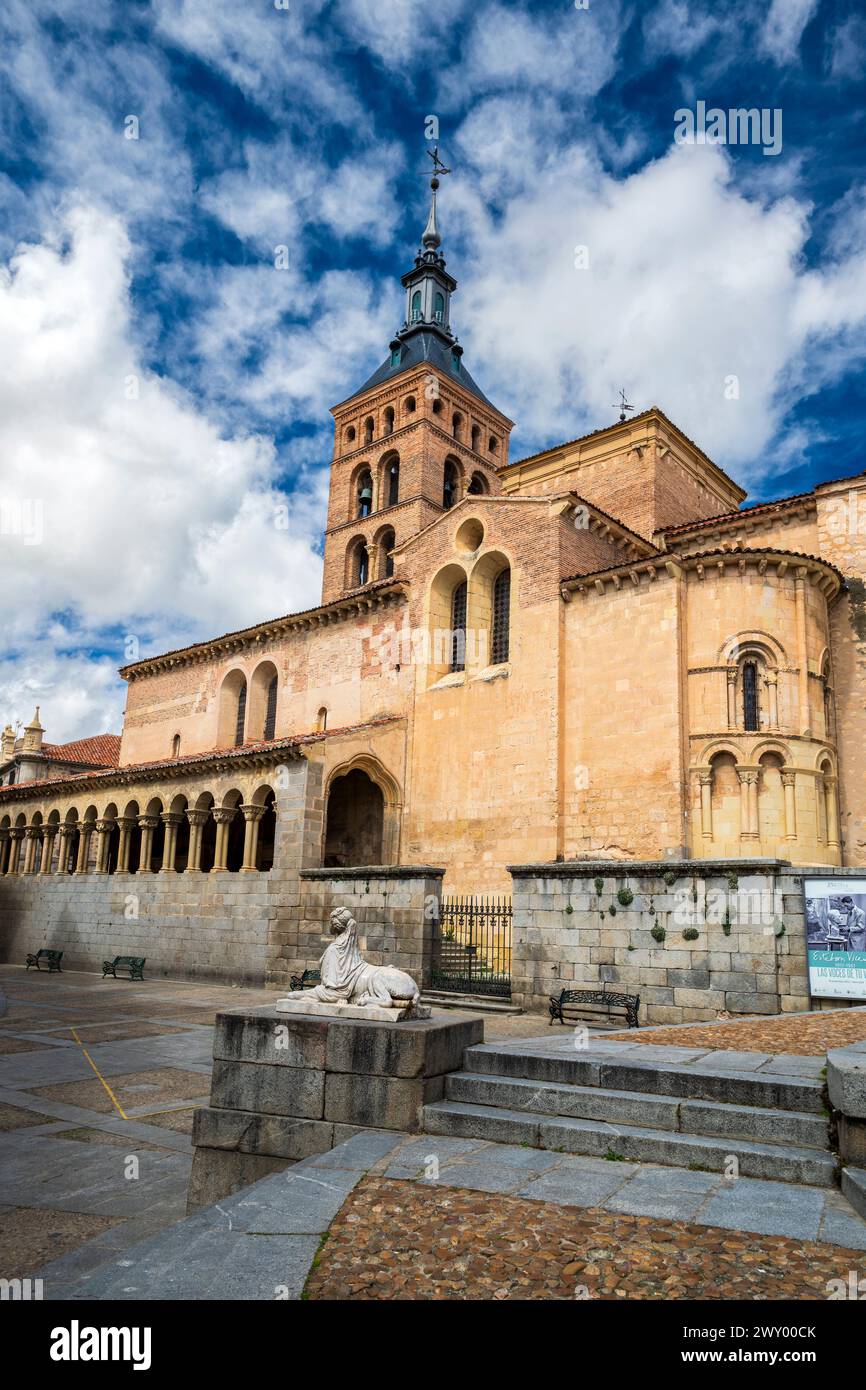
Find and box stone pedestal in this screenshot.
[187,1005,483,1212]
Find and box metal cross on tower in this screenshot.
[613,388,634,423]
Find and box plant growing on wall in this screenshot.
[722,908,732,936]
[608,904,617,916]
[651,924,666,943]
[594,877,604,895]
[663,869,677,886]
[683,927,700,941]
[616,887,634,907]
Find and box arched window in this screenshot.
[450,581,467,673]
[317,707,328,732]
[411,291,422,322]
[379,528,395,579]
[404,395,416,414]
[383,406,394,436]
[443,460,459,509]
[471,424,481,452]
[743,661,759,731]
[489,435,499,453]
[452,412,463,441]
[357,469,373,518]
[467,472,487,495]
[387,456,399,507]
[171,733,181,758]
[234,680,247,746]
[432,398,442,415]
[356,543,370,587]
[264,675,278,740]
[491,567,511,665]
[434,292,444,324]
[364,417,374,445]
[346,425,356,445]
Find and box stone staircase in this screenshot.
[423,1044,836,1187]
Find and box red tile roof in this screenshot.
[41,734,121,767]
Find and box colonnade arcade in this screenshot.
[0,785,277,878]
[692,743,840,855]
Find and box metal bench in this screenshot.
[549,986,640,1029]
[102,955,146,981]
[25,949,63,973]
[289,968,321,991]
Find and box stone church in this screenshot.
[1,183,864,1004]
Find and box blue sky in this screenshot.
[1,0,865,740]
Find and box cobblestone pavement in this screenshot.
[607,1007,866,1056]
[306,1176,865,1300]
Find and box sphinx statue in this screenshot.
[277,907,426,1018]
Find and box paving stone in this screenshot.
[697,1178,825,1240]
[515,1167,633,1208]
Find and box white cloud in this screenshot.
[452,141,866,483]
[0,205,327,739]
[829,16,866,80]
[642,0,722,60]
[760,0,818,65]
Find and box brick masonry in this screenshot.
[510,858,866,1023]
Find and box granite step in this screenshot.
[462,1046,827,1114]
[422,992,523,1015]
[841,1167,866,1222]
[422,1100,837,1186]
[444,1072,831,1151]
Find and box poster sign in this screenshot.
[804,878,866,1001]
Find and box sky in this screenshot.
[1,0,865,741]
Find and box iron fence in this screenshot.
[431,894,512,997]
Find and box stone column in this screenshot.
[726,666,738,728]
[23,826,39,875]
[699,771,713,840]
[39,827,57,875]
[0,829,10,875]
[54,825,71,875]
[185,808,208,872]
[738,769,758,839]
[160,812,182,873]
[137,815,159,873]
[211,808,235,873]
[765,671,779,728]
[116,817,135,872]
[239,804,266,872]
[8,828,24,875]
[824,774,840,852]
[74,822,93,875]
[795,568,810,735]
[781,771,797,840]
[94,819,112,874]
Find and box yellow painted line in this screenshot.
[70,1027,129,1120]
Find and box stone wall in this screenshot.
[267,866,445,991]
[510,859,864,1023]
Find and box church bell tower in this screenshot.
[321,153,514,605]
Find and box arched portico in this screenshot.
[322,756,401,867]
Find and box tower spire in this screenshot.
[421,145,450,251]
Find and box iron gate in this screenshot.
[432,895,512,997]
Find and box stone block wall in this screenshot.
[266,866,445,992]
[510,859,864,1023]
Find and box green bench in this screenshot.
[289,968,321,991]
[25,949,63,973]
[102,956,146,981]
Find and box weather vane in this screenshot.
[426,145,451,189]
[613,388,634,423]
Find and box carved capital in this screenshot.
[240,804,266,823]
[160,812,183,828]
[185,808,210,827]
[781,771,796,788]
[212,808,237,825]
[137,815,160,831]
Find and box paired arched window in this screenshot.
[357,469,373,518]
[742,661,759,732]
[443,460,459,509]
[434,292,445,324]
[355,543,369,587]
[450,582,467,673]
[491,568,511,665]
[387,457,400,507]
[264,675,278,741]
[379,528,395,579]
[234,681,247,746]
[411,291,422,322]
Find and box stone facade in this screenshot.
[510,860,865,1023]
